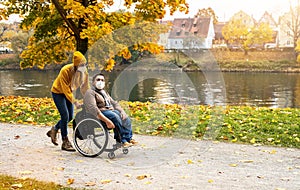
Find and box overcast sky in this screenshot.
[163,0,299,21]
[111,0,298,22]
[2,0,299,23]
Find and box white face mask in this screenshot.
[77,65,86,73]
[95,81,105,90]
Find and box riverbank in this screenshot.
[1,96,299,148]
[1,50,299,72]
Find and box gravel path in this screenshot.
[0,123,299,190]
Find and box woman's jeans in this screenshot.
[102,110,132,143]
[52,92,73,138]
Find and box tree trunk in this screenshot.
[77,0,89,55]
[76,37,88,55]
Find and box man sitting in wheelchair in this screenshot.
[83,73,138,147]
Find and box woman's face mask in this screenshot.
[95,80,105,90]
[77,65,86,73]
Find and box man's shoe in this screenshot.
[129,139,138,145]
[62,137,76,152]
[122,142,133,148]
[46,127,58,146]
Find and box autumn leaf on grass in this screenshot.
[250,138,256,144]
[67,178,74,185]
[11,183,23,188]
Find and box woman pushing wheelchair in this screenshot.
[83,73,138,147]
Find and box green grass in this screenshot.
[122,102,300,148]
[0,96,299,148]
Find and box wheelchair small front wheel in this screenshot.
[108,152,115,159]
[123,148,129,154]
[73,118,108,157]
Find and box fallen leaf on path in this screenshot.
[187,159,194,164]
[67,178,74,185]
[229,163,238,167]
[208,179,214,183]
[269,150,277,154]
[76,160,84,163]
[145,181,152,184]
[124,174,132,177]
[239,160,254,163]
[136,174,151,180]
[56,167,64,171]
[14,135,20,139]
[100,179,112,184]
[85,181,96,186]
[19,170,32,175]
[126,162,135,166]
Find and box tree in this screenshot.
[0,0,189,70]
[11,31,31,55]
[282,1,300,49]
[222,19,273,55]
[284,1,300,60]
[0,23,9,42]
[195,7,218,24]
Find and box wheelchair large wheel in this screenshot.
[73,118,108,157]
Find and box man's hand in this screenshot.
[120,111,128,120]
[105,120,115,129]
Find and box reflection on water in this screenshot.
[1,70,300,108]
[0,70,59,98]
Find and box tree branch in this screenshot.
[51,0,80,39]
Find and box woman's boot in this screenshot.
[61,136,76,152]
[46,127,58,146]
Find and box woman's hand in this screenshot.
[74,101,82,109]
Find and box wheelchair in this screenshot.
[72,108,129,159]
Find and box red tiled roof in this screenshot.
[169,17,211,39]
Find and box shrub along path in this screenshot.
[0,123,299,190]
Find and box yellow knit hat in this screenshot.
[73,51,87,66]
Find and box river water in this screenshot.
[1,70,300,108]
